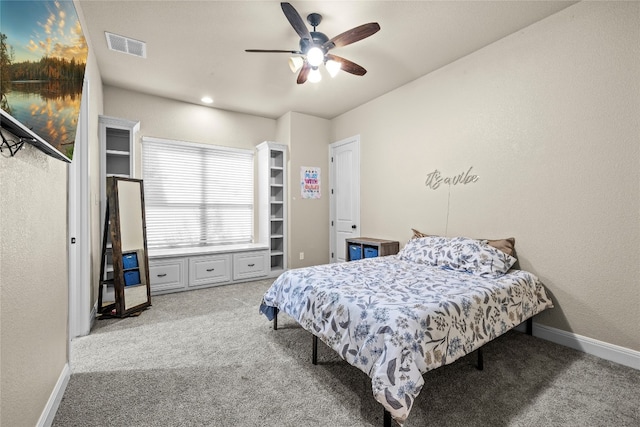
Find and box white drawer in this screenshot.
[189,254,231,287]
[233,250,268,281]
[149,258,187,294]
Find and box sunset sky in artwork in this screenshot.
[1,0,87,64]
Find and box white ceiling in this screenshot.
[76,1,576,120]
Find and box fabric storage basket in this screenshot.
[122,253,138,269]
[123,270,141,286]
[364,247,378,258]
[349,245,362,260]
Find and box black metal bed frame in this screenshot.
[272,309,534,427]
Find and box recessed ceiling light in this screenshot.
[201,96,213,104]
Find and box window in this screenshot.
[142,137,254,249]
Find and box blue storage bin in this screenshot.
[123,270,141,286]
[349,245,362,260]
[364,247,378,258]
[122,253,138,269]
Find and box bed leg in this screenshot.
[383,409,392,427]
[312,334,318,365]
[476,348,484,371]
[273,309,279,330]
[526,317,533,336]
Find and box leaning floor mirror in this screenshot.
[98,177,151,317]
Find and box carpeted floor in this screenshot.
[53,279,640,426]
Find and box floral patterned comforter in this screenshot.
[260,256,553,425]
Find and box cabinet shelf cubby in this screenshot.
[258,141,288,277]
[345,237,400,262]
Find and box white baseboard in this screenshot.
[37,363,70,427]
[533,323,640,371]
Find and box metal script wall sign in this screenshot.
[425,167,479,190]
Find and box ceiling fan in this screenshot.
[245,2,380,84]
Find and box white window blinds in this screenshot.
[142,137,254,249]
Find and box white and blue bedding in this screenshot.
[260,240,553,425]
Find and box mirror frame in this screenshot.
[106,176,151,316]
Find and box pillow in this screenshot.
[399,235,516,278]
[446,237,516,277]
[483,237,516,257]
[411,228,516,257]
[411,228,430,239]
[398,236,450,266]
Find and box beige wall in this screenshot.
[0,10,104,422]
[104,85,277,177]
[332,1,640,351]
[0,144,69,426]
[277,112,331,269]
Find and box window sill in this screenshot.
[149,243,269,260]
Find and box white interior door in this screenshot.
[329,136,360,263]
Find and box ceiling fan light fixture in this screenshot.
[288,56,304,73]
[326,59,341,78]
[308,67,322,83]
[245,3,380,85]
[307,46,324,67]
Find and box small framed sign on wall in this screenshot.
[301,166,321,199]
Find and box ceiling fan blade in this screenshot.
[281,2,311,41]
[245,49,302,54]
[326,54,367,76]
[324,22,381,50]
[297,62,310,84]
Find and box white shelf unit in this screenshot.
[99,115,140,298]
[99,115,140,203]
[257,141,288,277]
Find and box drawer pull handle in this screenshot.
[206,268,215,272]
[248,263,255,267]
[157,273,167,277]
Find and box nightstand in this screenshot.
[345,237,400,261]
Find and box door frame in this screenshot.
[68,78,92,340]
[329,135,360,263]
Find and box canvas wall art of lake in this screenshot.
[1,0,87,159]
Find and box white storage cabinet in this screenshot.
[148,245,269,295]
[257,141,288,277]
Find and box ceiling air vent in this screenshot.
[105,32,147,58]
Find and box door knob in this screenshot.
[352,225,357,229]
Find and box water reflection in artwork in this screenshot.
[0,1,87,159]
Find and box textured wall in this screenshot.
[104,85,277,178]
[0,144,69,426]
[331,1,640,351]
[281,112,331,269]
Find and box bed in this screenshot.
[260,235,553,426]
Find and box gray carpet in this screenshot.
[53,279,640,426]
